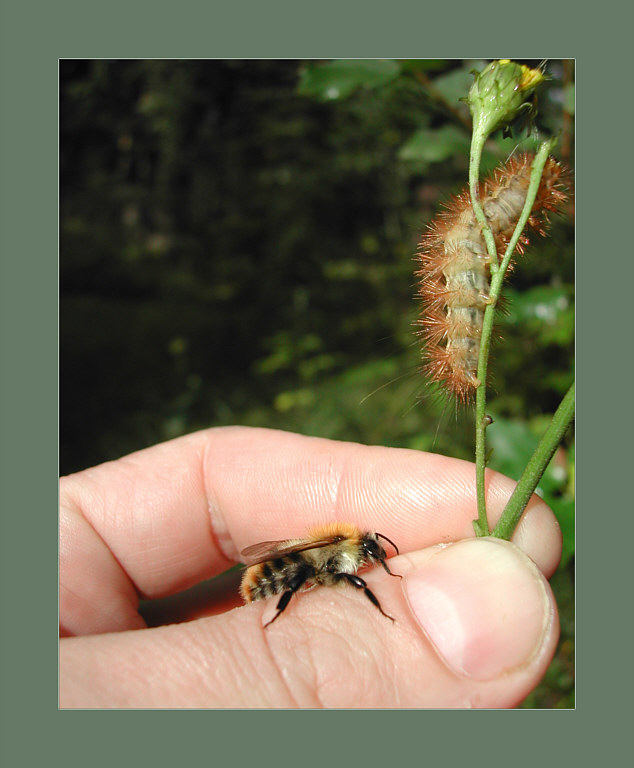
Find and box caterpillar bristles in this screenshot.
[415,153,569,403]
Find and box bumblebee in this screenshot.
[240,522,401,628]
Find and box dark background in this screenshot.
[60,59,574,706]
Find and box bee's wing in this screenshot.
[240,539,289,564]
[241,536,340,566]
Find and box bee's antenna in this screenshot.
[376,532,399,556]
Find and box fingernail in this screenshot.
[405,538,552,681]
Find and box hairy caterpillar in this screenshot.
[415,153,569,403]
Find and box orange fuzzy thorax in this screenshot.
[306,521,362,541]
[415,153,568,403]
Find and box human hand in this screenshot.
[59,427,561,708]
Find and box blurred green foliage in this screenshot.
[297,59,401,100]
[60,59,574,707]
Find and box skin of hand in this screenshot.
[59,426,562,709]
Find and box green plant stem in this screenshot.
[473,315,495,537]
[492,139,556,286]
[469,133,498,536]
[468,133,499,273]
[471,139,556,537]
[492,382,575,540]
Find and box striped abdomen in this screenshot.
[240,553,313,603]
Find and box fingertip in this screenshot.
[510,500,563,577]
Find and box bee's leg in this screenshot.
[264,567,312,628]
[379,558,403,579]
[263,591,294,628]
[337,573,395,622]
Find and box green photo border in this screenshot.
[2,0,633,764]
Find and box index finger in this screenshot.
[60,426,561,635]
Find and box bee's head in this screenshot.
[362,532,400,576]
[361,533,386,564]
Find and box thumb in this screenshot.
[59,537,558,708]
[398,537,559,706]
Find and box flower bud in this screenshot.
[468,60,545,139]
